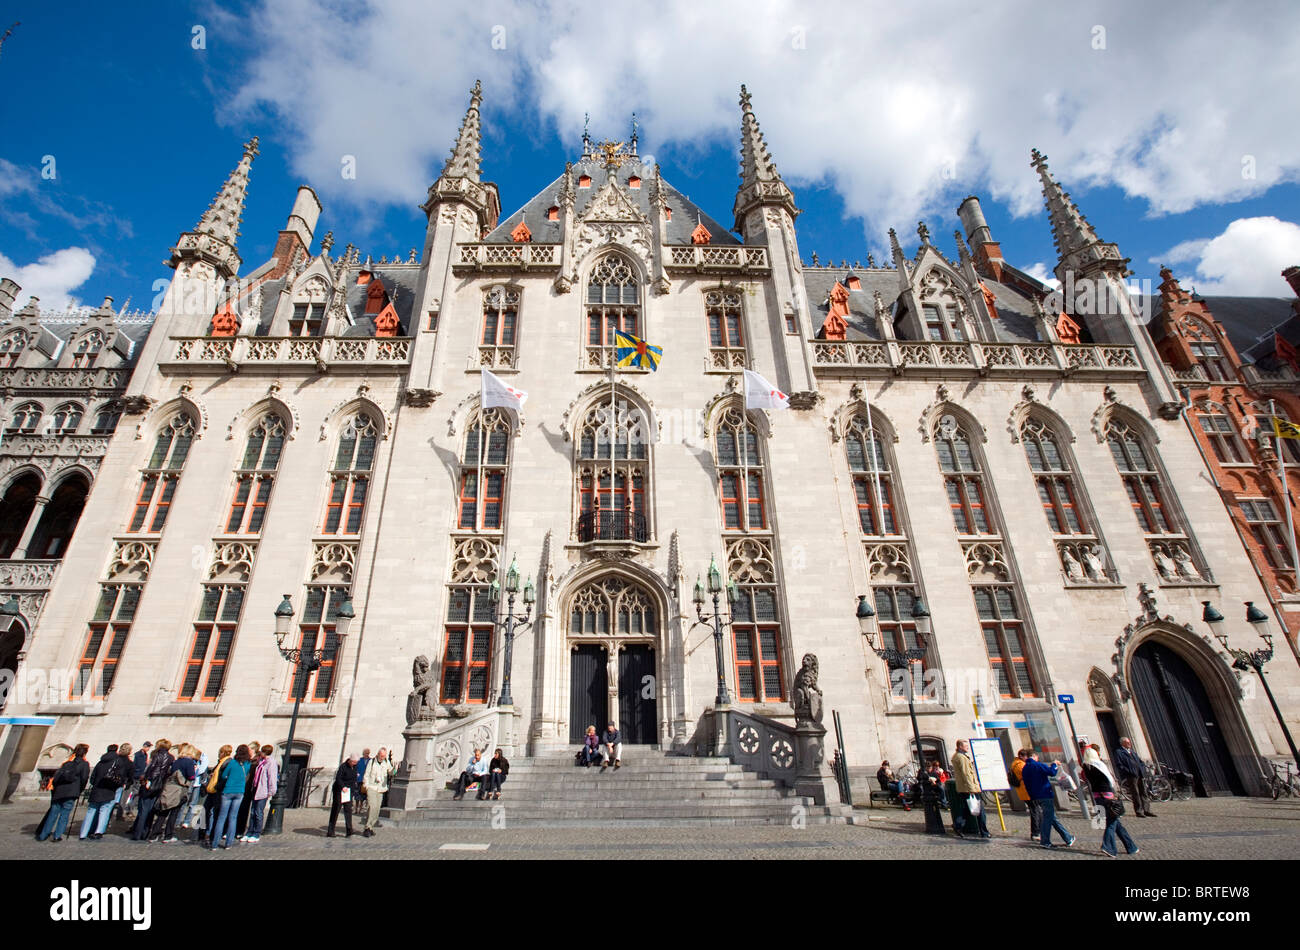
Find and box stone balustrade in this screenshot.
[811,339,1145,379]
[166,336,412,371]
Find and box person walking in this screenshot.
[1021,751,1076,849]
[1114,737,1155,817]
[1010,749,1040,840]
[208,744,252,850]
[79,744,127,841]
[951,740,991,839]
[37,744,90,842]
[243,744,278,842]
[361,747,393,836]
[485,748,509,801]
[355,748,372,800]
[327,753,359,837]
[600,721,622,771]
[1082,746,1139,857]
[451,748,490,800]
[131,740,173,841]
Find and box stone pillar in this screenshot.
[792,721,828,806]
[12,495,50,559]
[385,719,439,813]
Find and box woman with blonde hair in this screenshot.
[1081,745,1139,857]
[149,742,196,843]
[195,744,232,846]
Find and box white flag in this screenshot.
[481,369,528,413]
[744,369,789,411]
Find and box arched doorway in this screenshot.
[0,624,23,712]
[1130,639,1246,796]
[566,574,658,745]
[1088,668,1129,766]
[0,473,40,558]
[27,473,90,559]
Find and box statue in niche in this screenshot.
[1062,547,1083,581]
[1084,546,1107,582]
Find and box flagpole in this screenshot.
[1272,400,1299,575]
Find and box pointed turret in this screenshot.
[421,80,500,231]
[733,84,797,234]
[1030,148,1129,282]
[168,136,259,279]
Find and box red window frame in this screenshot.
[128,473,179,533]
[732,625,784,703]
[1036,475,1084,534]
[945,475,991,535]
[73,586,138,699]
[853,476,896,535]
[974,587,1036,699]
[322,474,368,535]
[225,475,274,534]
[440,587,494,704]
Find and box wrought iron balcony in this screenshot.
[577,510,649,543]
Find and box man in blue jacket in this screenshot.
[1021,751,1076,849]
[1114,737,1155,817]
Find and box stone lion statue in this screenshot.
[405,655,437,725]
[792,653,823,725]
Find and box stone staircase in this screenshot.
[383,748,853,827]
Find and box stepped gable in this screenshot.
[483,157,739,247]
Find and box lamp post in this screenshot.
[692,554,735,707]
[490,555,534,707]
[858,593,931,774]
[1203,600,1300,771]
[264,592,354,835]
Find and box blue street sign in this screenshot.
[1057,694,1074,704]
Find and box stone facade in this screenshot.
[6,86,1298,800]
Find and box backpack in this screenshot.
[1008,767,1021,788]
[206,758,231,794]
[104,756,128,788]
[142,755,171,795]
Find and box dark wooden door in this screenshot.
[1130,640,1244,796]
[569,645,608,744]
[1096,711,1122,767]
[618,645,657,744]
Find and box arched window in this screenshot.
[91,404,122,435]
[27,473,89,558]
[846,415,897,536]
[0,331,27,368]
[585,253,641,369]
[225,413,286,534]
[479,286,519,369]
[575,394,649,542]
[290,277,329,337]
[72,330,105,368]
[1021,415,1113,584]
[1197,410,1247,464]
[321,413,376,535]
[440,537,500,706]
[50,403,84,434]
[128,411,195,533]
[714,407,765,531]
[935,417,991,535]
[457,408,510,531]
[727,537,786,702]
[1106,419,1175,534]
[706,289,746,370]
[7,402,42,434]
[917,270,967,342]
[179,584,243,702]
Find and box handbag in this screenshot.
[967,793,981,816]
[160,769,188,810]
[1101,792,1125,818]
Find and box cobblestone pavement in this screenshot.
[4,796,1297,859]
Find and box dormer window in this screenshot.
[1189,341,1229,381]
[579,175,592,188]
[72,330,105,368]
[290,303,324,337]
[628,176,641,188]
[922,304,964,342]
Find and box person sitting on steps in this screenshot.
[452,748,490,800]
[600,721,622,772]
[579,725,601,767]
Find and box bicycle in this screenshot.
[1265,762,1300,800]
[1143,761,1173,803]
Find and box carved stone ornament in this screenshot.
[402,387,441,408]
[121,394,155,415]
[406,655,438,725]
[792,654,823,726]
[787,390,822,410]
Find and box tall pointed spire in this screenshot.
[441,80,484,181]
[733,84,797,233]
[422,80,500,230]
[169,136,259,278]
[1030,148,1128,281]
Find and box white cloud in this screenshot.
[1023,263,1061,290]
[0,247,97,311]
[1152,217,1300,296]
[223,0,1300,250]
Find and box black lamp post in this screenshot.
[693,555,736,707]
[1203,600,1300,771]
[858,593,931,774]
[490,555,534,707]
[264,592,354,835]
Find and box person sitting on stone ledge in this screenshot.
[486,748,509,801]
[600,721,622,771]
[578,725,601,767]
[452,748,490,800]
[876,760,909,811]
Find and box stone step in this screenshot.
[387,816,847,827]
[389,806,832,821]
[419,789,798,803]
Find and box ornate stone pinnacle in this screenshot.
[917,221,930,244]
[319,231,334,254]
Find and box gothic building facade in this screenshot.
[5,84,1298,800]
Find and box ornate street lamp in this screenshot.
[1204,600,1300,771]
[693,554,735,707]
[490,555,534,707]
[264,592,354,835]
[858,593,930,776]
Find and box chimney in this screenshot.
[957,195,1004,281]
[0,278,19,319]
[1283,265,1300,298]
[269,185,324,278]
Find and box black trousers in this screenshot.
[454,771,487,798]
[328,788,353,834]
[1121,775,1150,814]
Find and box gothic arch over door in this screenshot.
[1129,639,1247,796]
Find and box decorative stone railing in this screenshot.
[166,336,412,370]
[1171,366,1209,384]
[0,559,59,590]
[1241,363,1300,391]
[473,344,517,370]
[386,704,518,811]
[811,340,1145,378]
[454,243,560,271]
[665,245,770,274]
[0,368,130,391]
[705,707,798,787]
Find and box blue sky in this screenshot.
[2,1,1299,312]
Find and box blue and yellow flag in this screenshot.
[614,330,663,371]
